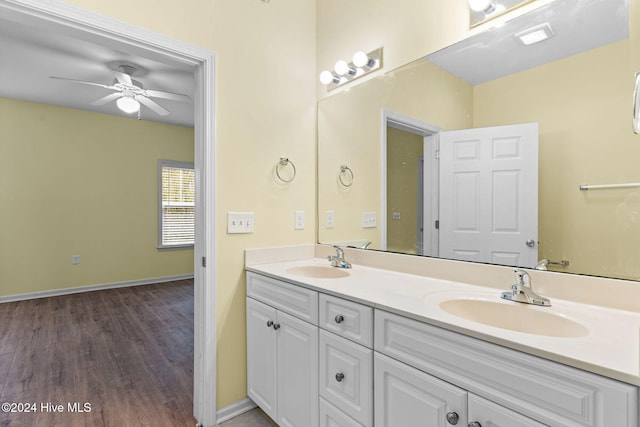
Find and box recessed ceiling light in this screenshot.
[515,23,555,45]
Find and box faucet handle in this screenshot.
[513,268,530,286]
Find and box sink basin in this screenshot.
[285,265,350,279]
[439,298,589,338]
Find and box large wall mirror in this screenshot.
[318,0,640,282]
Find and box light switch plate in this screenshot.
[361,211,377,228]
[227,212,254,234]
[295,210,305,230]
[325,211,335,228]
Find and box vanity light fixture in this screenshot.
[516,23,555,45]
[469,0,553,27]
[319,47,383,91]
[116,94,140,114]
[469,0,497,14]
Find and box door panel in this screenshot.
[374,352,467,427]
[277,310,319,427]
[439,123,538,267]
[246,298,278,421]
[468,394,546,427]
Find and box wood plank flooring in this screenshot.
[0,280,196,427]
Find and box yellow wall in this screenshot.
[318,59,473,248]
[61,0,317,408]
[474,39,640,280]
[0,97,194,296]
[386,127,423,254]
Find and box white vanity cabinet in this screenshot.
[246,272,319,427]
[245,267,638,427]
[318,294,374,427]
[375,352,545,427]
[375,309,639,427]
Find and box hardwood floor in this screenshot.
[0,280,196,427]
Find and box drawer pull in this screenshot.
[266,320,274,328]
[468,422,482,427]
[446,411,459,425]
[273,323,281,330]
[334,314,345,324]
[335,372,345,382]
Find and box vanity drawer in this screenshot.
[319,294,373,348]
[375,309,638,427]
[320,398,363,427]
[320,330,373,426]
[246,272,318,324]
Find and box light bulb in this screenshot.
[319,70,336,85]
[469,0,495,13]
[334,60,349,76]
[116,96,140,114]
[352,51,369,68]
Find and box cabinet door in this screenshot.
[246,298,278,421]
[277,310,319,427]
[374,352,468,427]
[468,395,546,427]
[320,330,372,426]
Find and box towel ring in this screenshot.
[276,157,296,183]
[339,165,354,187]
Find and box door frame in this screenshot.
[0,1,217,425]
[381,110,440,254]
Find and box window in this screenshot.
[159,160,195,248]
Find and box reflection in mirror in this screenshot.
[317,0,640,281]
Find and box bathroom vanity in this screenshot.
[245,245,640,427]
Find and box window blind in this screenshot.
[161,164,195,247]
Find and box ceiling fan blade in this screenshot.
[91,92,122,106]
[145,89,191,103]
[138,96,169,116]
[49,76,113,90]
[113,70,133,86]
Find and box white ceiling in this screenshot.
[426,0,629,85]
[0,13,195,127]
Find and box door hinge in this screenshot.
[435,220,439,229]
[435,149,440,160]
[202,257,206,268]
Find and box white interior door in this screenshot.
[439,123,538,268]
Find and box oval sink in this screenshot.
[439,299,589,338]
[285,265,350,279]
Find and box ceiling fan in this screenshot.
[49,64,191,117]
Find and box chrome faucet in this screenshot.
[328,245,352,269]
[501,269,551,307]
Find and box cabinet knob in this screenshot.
[335,372,345,382]
[468,422,482,427]
[273,323,281,330]
[446,411,459,425]
[266,320,274,328]
[334,314,345,324]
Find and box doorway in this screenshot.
[0,1,216,425]
[381,110,440,256]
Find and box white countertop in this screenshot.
[246,257,640,386]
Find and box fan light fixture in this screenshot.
[117,95,140,114]
[319,47,383,91]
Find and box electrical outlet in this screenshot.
[72,255,80,265]
[325,211,335,228]
[392,212,401,220]
[295,210,305,230]
[227,212,254,234]
[361,211,377,228]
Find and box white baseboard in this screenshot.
[0,274,194,304]
[215,398,257,424]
